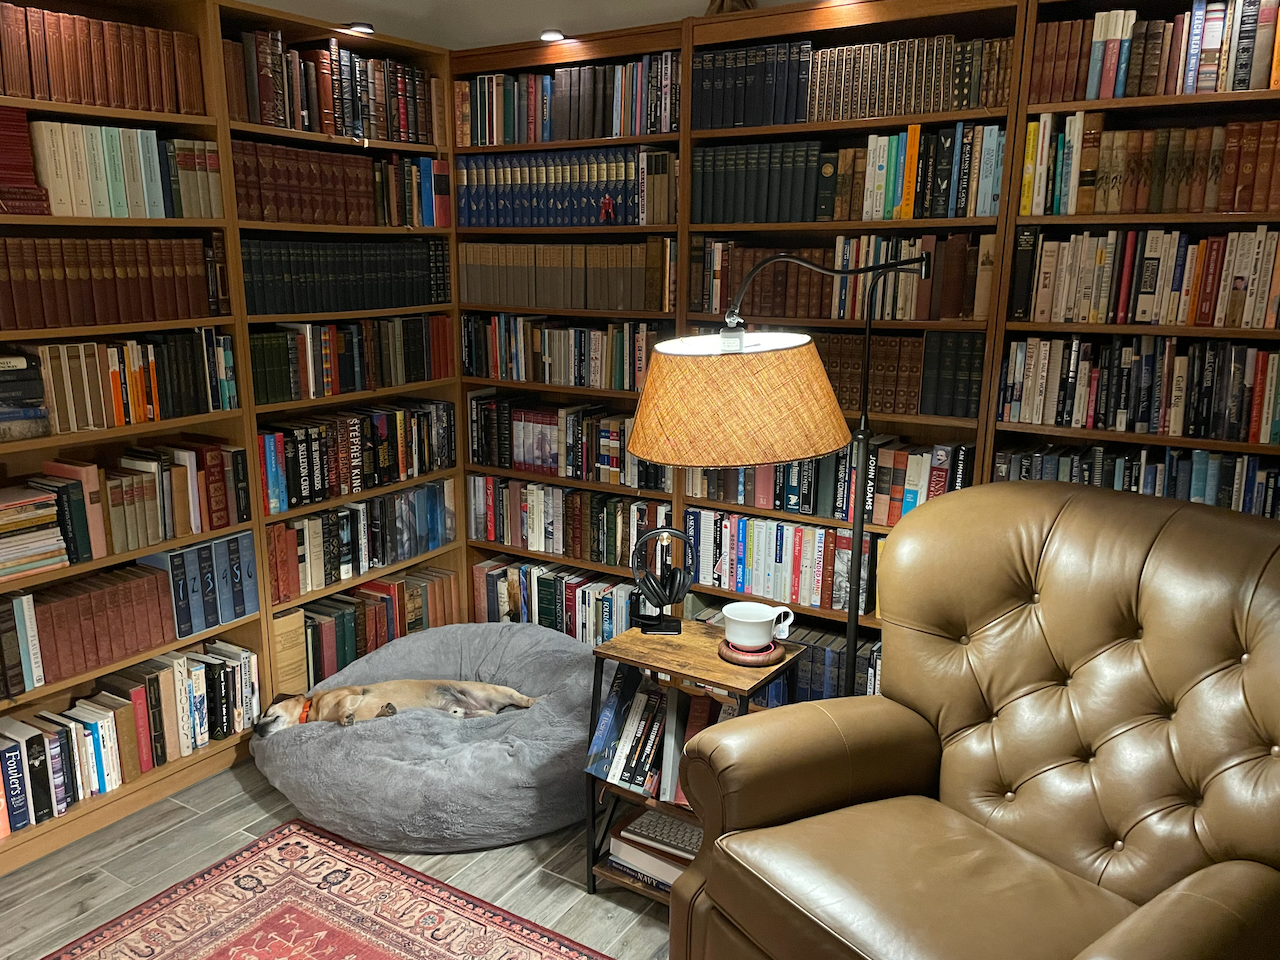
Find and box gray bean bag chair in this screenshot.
[250,622,597,852]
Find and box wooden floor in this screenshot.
[0,761,669,960]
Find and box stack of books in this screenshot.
[0,640,257,832]
[0,486,67,590]
[0,7,204,114]
[223,33,437,145]
[471,555,638,643]
[0,348,47,442]
[0,107,49,214]
[606,809,698,895]
[1032,4,1280,104]
[30,120,223,219]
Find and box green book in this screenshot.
[884,134,898,220]
[100,125,129,218]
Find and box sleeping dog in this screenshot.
[253,679,537,737]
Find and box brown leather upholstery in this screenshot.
[671,484,1280,960]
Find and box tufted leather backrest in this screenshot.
[876,483,1280,905]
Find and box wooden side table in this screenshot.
[585,620,805,902]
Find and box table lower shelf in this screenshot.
[592,855,672,906]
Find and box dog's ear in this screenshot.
[270,693,299,706]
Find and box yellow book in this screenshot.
[1020,121,1040,216]
[900,125,921,220]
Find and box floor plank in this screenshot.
[609,904,673,960]
[494,867,589,927]
[551,883,660,955]
[0,868,131,960]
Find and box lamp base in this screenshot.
[718,639,785,667]
[637,613,683,635]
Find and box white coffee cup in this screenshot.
[722,601,794,651]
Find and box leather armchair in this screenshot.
[671,483,1280,960]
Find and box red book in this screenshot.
[1196,237,1228,326]
[1114,231,1140,324]
[1249,350,1269,442]
[1100,30,1123,99]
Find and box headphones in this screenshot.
[631,526,695,610]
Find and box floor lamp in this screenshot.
[629,251,930,697]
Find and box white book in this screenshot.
[1032,113,1053,216]
[1075,234,1099,321]
[1033,337,1053,425]
[862,137,878,220]
[1116,344,1134,431]
[5,592,44,689]
[1034,239,1059,321]
[1018,339,1038,423]
[762,520,777,598]
[29,120,73,216]
[186,658,209,747]
[1177,243,1200,326]
[1042,338,1065,425]
[1215,232,1241,326]
[137,129,166,218]
[1051,237,1075,322]
[1242,225,1270,328]
[606,686,651,784]
[1093,232,1118,323]
[1227,0,1247,86]
[751,519,767,596]
[874,136,890,220]
[69,702,119,791]
[1252,231,1279,328]
[155,653,195,756]
[60,122,93,217]
[1071,358,1091,427]
[118,129,147,218]
[79,125,111,217]
[1066,112,1084,216]
[0,719,38,815]
[1152,231,1176,325]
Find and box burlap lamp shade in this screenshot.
[628,331,851,468]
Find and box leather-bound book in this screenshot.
[1074,112,1106,214]
[19,238,44,329]
[1166,128,1190,213]
[1251,120,1278,212]
[131,26,150,112]
[45,238,70,326]
[1147,127,1170,213]
[1075,19,1095,100]
[25,7,48,100]
[144,27,164,113]
[1217,122,1244,212]
[938,234,971,320]
[174,31,204,115]
[103,20,124,108]
[119,20,137,110]
[1123,20,1147,98]
[1118,129,1142,212]
[1139,20,1166,96]
[1063,20,1085,101]
[1234,121,1262,211]
[88,18,107,106]
[73,16,92,106]
[42,10,64,102]
[184,239,208,317]
[1189,127,1212,212]
[1,3,32,98]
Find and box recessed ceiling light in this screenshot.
[346,22,375,33]
[541,29,565,42]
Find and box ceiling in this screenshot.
[263,0,794,51]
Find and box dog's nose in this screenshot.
[253,721,272,737]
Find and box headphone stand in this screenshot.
[633,600,683,635]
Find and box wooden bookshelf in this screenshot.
[466,463,673,500]
[687,106,1009,142]
[0,318,238,342]
[246,303,455,324]
[461,304,675,320]
[995,421,1280,456]
[456,132,679,155]
[1006,322,1280,339]
[692,217,999,233]
[0,409,243,457]
[239,221,451,235]
[460,376,640,400]
[466,540,635,578]
[456,225,678,235]
[0,95,219,127]
[228,119,446,154]
[271,539,461,613]
[253,377,457,415]
[266,469,459,524]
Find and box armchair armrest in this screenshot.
[679,695,940,839]
[1074,861,1280,960]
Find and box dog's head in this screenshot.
[253,693,308,738]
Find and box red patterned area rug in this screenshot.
[44,821,613,960]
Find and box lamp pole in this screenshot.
[723,252,930,697]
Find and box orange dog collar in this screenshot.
[298,698,312,724]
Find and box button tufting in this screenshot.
[959,635,970,645]
[1032,593,1040,603]
[1241,653,1251,664]
[1135,628,1144,639]
[1112,840,1125,852]
[1193,797,1204,807]
[1004,792,1016,802]
[1271,746,1280,757]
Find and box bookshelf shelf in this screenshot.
[270,539,462,613]
[692,217,999,233]
[0,216,228,228]
[0,616,261,711]
[591,856,670,906]
[683,496,894,535]
[254,378,458,414]
[1006,322,1280,339]
[462,304,675,320]
[466,539,634,578]
[456,225,677,235]
[1028,88,1280,114]
[0,318,238,342]
[687,583,880,628]
[228,120,444,155]
[0,730,251,860]
[600,780,700,824]
[266,468,460,525]
[685,313,985,332]
[239,221,452,235]
[246,304,454,324]
[689,106,1008,143]
[994,421,1279,455]
[456,133,680,155]
[844,410,980,428]
[0,409,242,456]
[466,463,673,501]
[3,521,256,595]
[0,95,218,127]
[267,468,460,524]
[1018,213,1280,226]
[460,376,639,400]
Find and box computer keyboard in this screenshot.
[621,809,703,861]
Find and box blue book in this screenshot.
[1205,454,1222,504]
[182,547,206,634]
[976,125,999,216]
[883,134,898,219]
[1053,133,1066,215]
[454,157,467,228]
[1115,33,1133,98]
[1190,449,1211,502]
[68,713,106,798]
[212,536,236,626]
[195,543,220,628]
[237,532,259,616]
[0,735,28,830]
[138,549,193,637]
[734,516,747,592]
[1086,17,1107,99]
[947,122,963,217]
[541,74,553,142]
[1242,457,1256,513]
[419,158,435,227]
[483,156,497,227]
[894,131,908,215]
[992,130,1006,213]
[1185,0,1208,94]
[532,154,546,226]
[0,406,47,421]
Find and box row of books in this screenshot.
[31,120,223,220]
[471,555,640,644]
[586,669,684,805]
[454,148,677,229]
[999,334,1280,445]
[0,5,203,113]
[230,141,451,228]
[265,479,457,606]
[1031,4,1280,105]
[466,391,674,493]
[821,331,986,419]
[271,565,462,693]
[0,107,47,214]
[692,35,1011,130]
[0,235,228,331]
[693,234,995,323]
[248,314,454,408]
[456,240,678,314]
[258,400,457,516]
[1024,118,1280,218]
[0,640,257,836]
[224,32,437,145]
[1010,227,1280,329]
[453,55,681,147]
[994,443,1280,519]
[31,332,237,437]
[239,238,451,317]
[461,315,664,394]
[139,533,260,640]
[466,479,671,570]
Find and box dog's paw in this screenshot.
[376,702,397,717]
[338,713,355,727]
